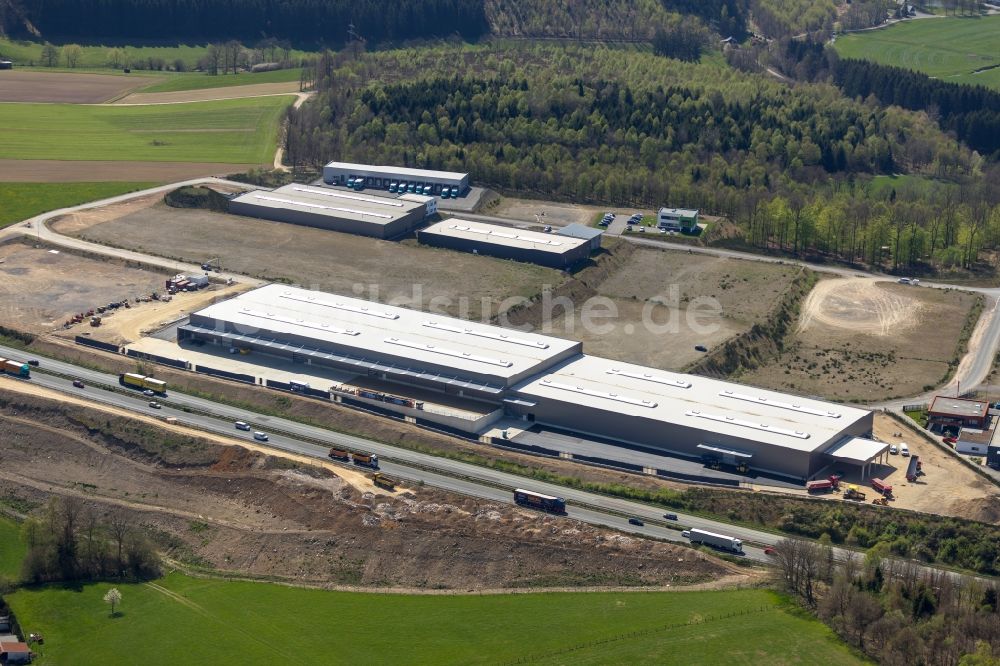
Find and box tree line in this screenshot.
[3,0,489,47]
[775,40,1000,158]
[772,537,1000,664]
[18,497,160,585]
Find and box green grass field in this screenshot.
[0,96,292,163]
[0,516,26,579]
[6,573,863,665]
[136,68,304,93]
[0,182,157,228]
[835,16,1000,89]
[0,38,315,72]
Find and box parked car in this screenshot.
[72,379,85,388]
[27,359,40,367]
[663,513,678,521]
[889,444,898,455]
[764,547,776,556]
[943,436,958,445]
[543,225,552,233]
[694,344,708,352]
[628,517,644,526]
[900,443,910,456]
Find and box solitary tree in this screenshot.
[103,588,122,617]
[40,43,60,68]
[63,44,82,68]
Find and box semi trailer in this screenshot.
[0,358,30,378]
[513,489,567,515]
[682,528,743,553]
[119,373,167,394]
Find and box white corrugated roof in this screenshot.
[325,161,468,181]
[231,184,423,225]
[514,355,871,452]
[420,219,588,255]
[192,285,579,382]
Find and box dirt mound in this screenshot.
[798,278,920,336]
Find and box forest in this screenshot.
[0,0,900,46]
[0,0,490,46]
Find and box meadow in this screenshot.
[6,573,864,665]
[0,96,292,163]
[835,15,1000,90]
[136,67,304,93]
[0,182,156,228]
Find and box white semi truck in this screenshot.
[682,528,743,553]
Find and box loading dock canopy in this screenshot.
[697,443,753,459]
[824,437,888,464]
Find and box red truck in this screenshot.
[806,476,841,493]
[871,477,893,496]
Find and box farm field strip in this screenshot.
[0,96,292,163]
[835,16,1000,89]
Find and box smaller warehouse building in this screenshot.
[557,223,604,252]
[657,207,699,231]
[228,184,427,239]
[927,396,990,432]
[955,423,997,456]
[323,161,469,196]
[418,219,591,269]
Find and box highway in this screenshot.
[0,345,771,561]
[5,346,996,583]
[1,180,998,577]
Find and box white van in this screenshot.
[900,443,910,457]
[234,421,251,431]
[253,431,269,442]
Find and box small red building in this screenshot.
[927,396,989,432]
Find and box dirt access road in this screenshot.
[0,70,159,103]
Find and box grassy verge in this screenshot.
[0,96,293,163]
[5,574,863,665]
[0,182,157,229]
[0,516,26,580]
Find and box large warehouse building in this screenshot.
[179,285,880,481]
[417,219,592,268]
[323,161,470,196]
[510,356,877,480]
[228,184,428,239]
[179,284,581,400]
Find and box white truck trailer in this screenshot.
[682,528,743,553]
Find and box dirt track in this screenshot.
[0,159,256,182]
[116,82,301,105]
[798,277,920,336]
[0,70,159,103]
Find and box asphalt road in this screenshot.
[4,346,996,582]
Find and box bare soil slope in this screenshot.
[742,277,980,401]
[0,388,734,589]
